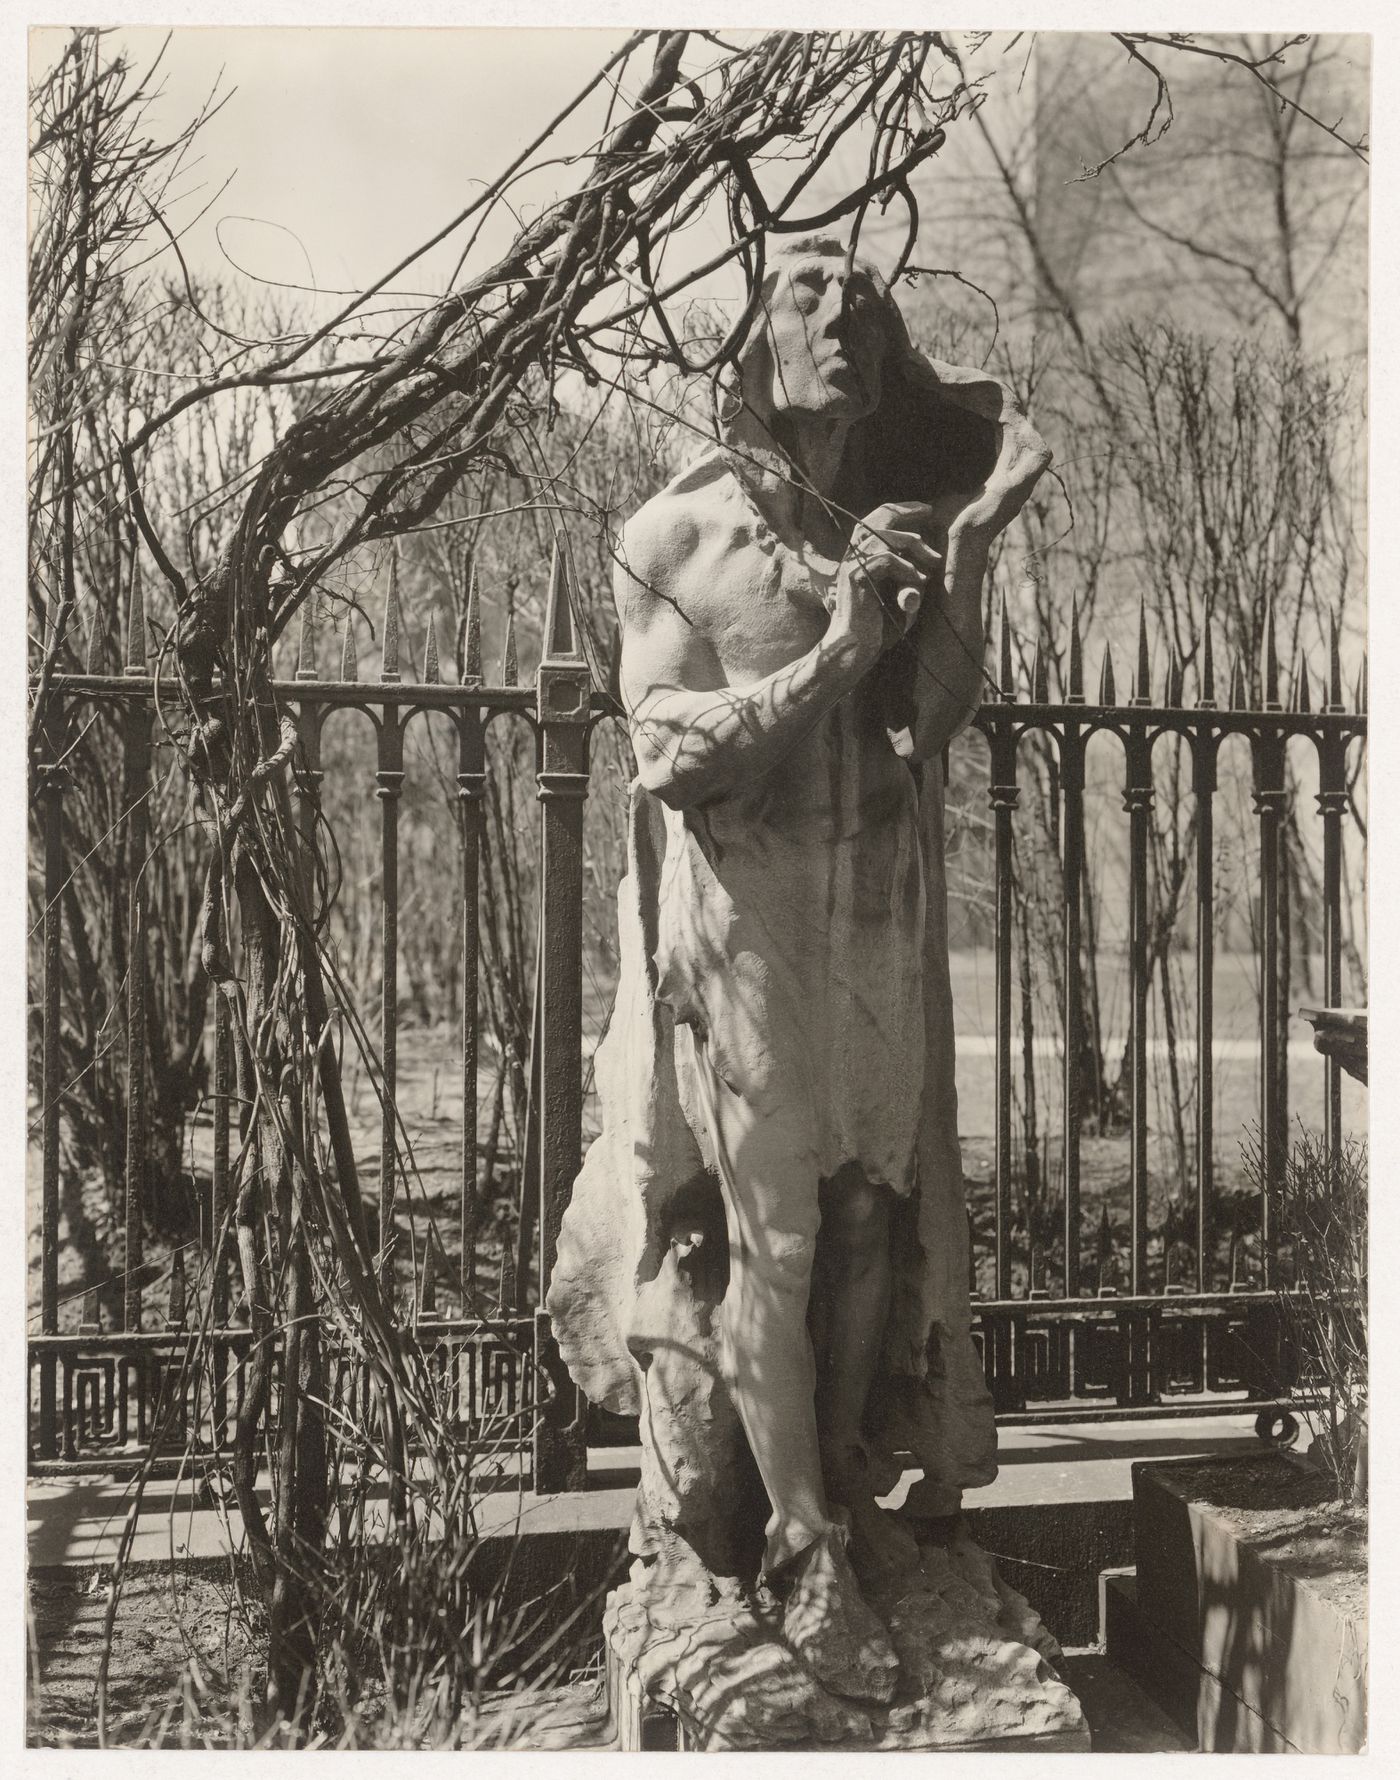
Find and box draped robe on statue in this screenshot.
[545,253,1052,1583]
[548,685,996,1569]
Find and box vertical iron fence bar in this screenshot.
[1318,730,1347,1176]
[989,723,1020,1301]
[1123,726,1153,1295]
[1253,729,1285,1287]
[376,714,405,1299]
[122,688,152,1331]
[212,997,231,1321]
[1060,720,1084,1297]
[36,703,67,1457]
[533,550,591,1493]
[514,961,543,1312]
[212,993,231,1443]
[458,711,487,1303]
[1193,731,1217,1292]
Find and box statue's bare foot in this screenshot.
[769,1525,900,1704]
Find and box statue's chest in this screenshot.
[694,533,840,681]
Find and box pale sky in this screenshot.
[33,27,651,302]
[25,27,1016,335]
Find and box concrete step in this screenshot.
[1060,1646,1197,1753]
[28,1416,1267,1661]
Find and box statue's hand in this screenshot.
[828,502,943,665]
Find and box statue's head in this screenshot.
[744,244,891,425]
[721,234,1008,522]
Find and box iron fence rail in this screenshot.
[27,570,1366,1478]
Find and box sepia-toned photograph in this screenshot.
[24,25,1369,1753]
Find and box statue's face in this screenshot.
[760,261,887,423]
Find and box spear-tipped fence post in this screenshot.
[418,1243,438,1320]
[382,550,403,683]
[424,617,441,684]
[1031,638,1049,705]
[85,607,104,675]
[1261,599,1281,711]
[456,566,487,1303]
[1327,612,1344,713]
[341,620,359,682]
[125,566,147,675]
[1067,598,1085,703]
[998,590,1015,702]
[1131,599,1151,706]
[533,539,592,1492]
[1199,621,1217,709]
[1229,656,1248,711]
[167,1246,186,1327]
[296,595,319,681]
[1098,643,1116,706]
[463,568,483,682]
[501,606,519,686]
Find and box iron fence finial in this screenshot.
[341,619,359,682]
[124,563,147,675]
[296,594,319,681]
[419,1241,437,1318]
[1328,612,1345,712]
[1132,598,1151,705]
[1067,598,1084,703]
[167,1246,186,1326]
[1292,660,1311,714]
[1167,648,1184,709]
[382,546,403,683]
[1229,655,1248,711]
[501,606,519,687]
[1262,598,1281,710]
[464,567,483,681]
[999,589,1014,702]
[424,616,441,684]
[1031,639,1049,705]
[544,540,581,661]
[1098,642,1116,706]
[1199,621,1217,708]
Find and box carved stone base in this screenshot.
[604,1524,1090,1751]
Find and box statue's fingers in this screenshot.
[865,499,937,529]
[877,527,943,573]
[863,549,924,595]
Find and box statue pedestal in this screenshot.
[604,1524,1090,1752]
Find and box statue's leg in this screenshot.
[815,1174,920,1581]
[815,1172,891,1470]
[689,1042,833,1578]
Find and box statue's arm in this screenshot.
[615,514,877,811]
[908,378,1053,760]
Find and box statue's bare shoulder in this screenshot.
[614,451,755,623]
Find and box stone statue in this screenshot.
[547,237,1085,1749]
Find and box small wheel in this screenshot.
[1255,1408,1300,1449]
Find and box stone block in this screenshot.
[1131,1456,1366,1754]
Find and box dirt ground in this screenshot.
[28,1563,1195,1752]
[28,1564,263,1748]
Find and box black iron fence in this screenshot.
[28,566,1367,1481]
